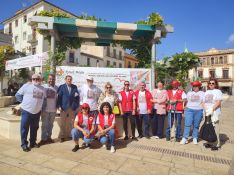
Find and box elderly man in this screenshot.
[15,74,45,152]
[79,75,101,120]
[57,75,80,142]
[39,74,58,145]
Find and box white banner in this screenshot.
[5,52,48,71]
[56,66,151,92]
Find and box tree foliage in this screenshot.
[0,45,15,76]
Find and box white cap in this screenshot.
[86,75,94,81]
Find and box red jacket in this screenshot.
[119,90,135,112]
[76,112,94,130]
[167,89,184,112]
[98,113,115,130]
[135,89,153,113]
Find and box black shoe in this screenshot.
[211,145,220,151]
[131,137,138,141]
[124,136,129,140]
[138,135,143,139]
[47,138,54,144]
[72,145,80,152]
[60,138,65,143]
[175,138,180,142]
[166,137,170,141]
[22,146,30,152]
[30,143,40,148]
[204,143,212,148]
[38,140,47,146]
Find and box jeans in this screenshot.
[151,109,165,138]
[41,111,56,141]
[71,128,93,144]
[122,112,136,137]
[166,112,182,139]
[20,109,41,148]
[139,114,150,137]
[99,129,115,146]
[183,108,203,139]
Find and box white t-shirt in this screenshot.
[17,83,46,114]
[79,84,101,111]
[138,91,147,114]
[43,84,58,113]
[186,91,205,110]
[75,114,89,130]
[204,89,223,115]
[96,115,116,126]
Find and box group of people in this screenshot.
[15,73,223,153]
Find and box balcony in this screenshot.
[27,34,38,45]
[200,76,232,82]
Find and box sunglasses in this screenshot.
[32,78,40,81]
[208,82,215,85]
[106,86,112,89]
[124,84,130,86]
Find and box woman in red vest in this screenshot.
[71,103,95,152]
[166,80,186,142]
[119,81,137,141]
[96,102,116,153]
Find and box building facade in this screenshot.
[189,48,234,95]
[124,53,139,68]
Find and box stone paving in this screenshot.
[0,96,234,175]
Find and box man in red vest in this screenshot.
[119,81,137,141]
[135,82,153,139]
[166,80,186,142]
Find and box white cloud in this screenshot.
[226,34,234,44]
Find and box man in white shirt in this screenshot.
[39,74,58,145]
[79,75,102,121]
[15,74,46,152]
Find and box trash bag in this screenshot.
[200,115,217,142]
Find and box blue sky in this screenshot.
[1,0,234,59]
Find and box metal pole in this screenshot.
[50,30,55,73]
[151,43,156,91]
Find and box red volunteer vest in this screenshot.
[120,90,134,112]
[77,112,94,130]
[167,89,184,111]
[98,113,115,130]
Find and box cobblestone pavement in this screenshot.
[0,96,234,175]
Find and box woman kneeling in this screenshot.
[71,103,95,152]
[97,102,116,153]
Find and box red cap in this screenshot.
[191,81,202,87]
[81,103,90,109]
[171,80,181,86]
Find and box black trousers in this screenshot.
[136,115,143,136]
[151,109,165,138]
[122,112,136,137]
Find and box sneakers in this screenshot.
[72,145,79,152]
[154,136,159,139]
[110,146,115,153]
[102,144,107,149]
[180,138,187,145]
[193,138,198,145]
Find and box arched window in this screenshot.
[219,57,223,64]
[211,57,214,65]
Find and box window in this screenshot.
[69,51,75,63]
[128,61,131,68]
[119,63,122,68]
[113,49,116,58]
[23,32,26,40]
[119,51,122,60]
[223,69,229,79]
[23,15,27,23]
[202,58,206,66]
[219,57,223,64]
[32,47,36,55]
[198,70,203,78]
[211,57,214,65]
[209,70,215,78]
[224,56,228,64]
[96,60,99,67]
[113,62,116,67]
[14,36,18,44]
[87,57,90,66]
[215,57,218,64]
[32,28,37,40]
[106,47,110,56]
[9,23,12,34]
[107,60,110,66]
[15,20,18,27]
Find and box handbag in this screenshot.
[113,105,120,115]
[200,115,217,142]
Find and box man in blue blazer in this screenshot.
[57,75,80,142]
